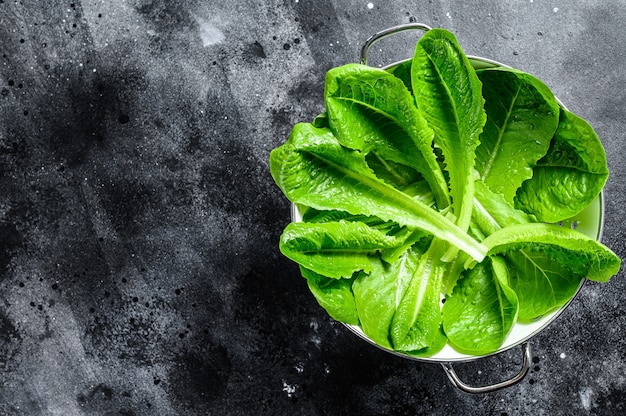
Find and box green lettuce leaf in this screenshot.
[411,28,486,232]
[403,324,448,358]
[300,267,359,325]
[269,123,487,261]
[364,152,422,190]
[515,108,610,222]
[475,67,560,202]
[443,256,518,355]
[472,180,536,237]
[352,241,430,349]
[505,250,584,320]
[390,240,446,352]
[324,63,449,208]
[389,59,413,92]
[280,220,410,279]
[481,223,621,282]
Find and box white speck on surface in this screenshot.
[553,7,559,12]
[579,387,593,411]
[446,12,452,19]
[294,362,304,373]
[282,380,297,398]
[310,319,319,331]
[196,17,225,46]
[367,2,374,9]
[310,335,322,348]
[560,352,567,359]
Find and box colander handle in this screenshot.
[440,342,532,394]
[360,23,432,65]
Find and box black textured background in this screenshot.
[1,1,625,415]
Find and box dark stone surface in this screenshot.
[0,1,625,414]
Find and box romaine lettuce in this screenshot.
[269,27,621,357]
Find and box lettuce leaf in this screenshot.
[481,223,620,283]
[352,241,430,349]
[515,108,609,222]
[279,220,409,279]
[324,63,450,208]
[505,250,584,320]
[443,256,518,355]
[300,267,359,325]
[269,122,488,262]
[390,240,447,353]
[411,28,486,232]
[475,67,560,202]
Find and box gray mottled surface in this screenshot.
[0,1,625,415]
